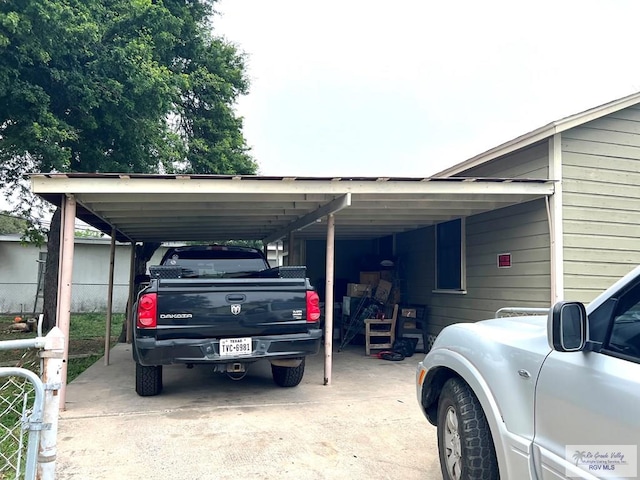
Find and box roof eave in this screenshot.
[436,90,640,177]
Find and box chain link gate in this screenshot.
[0,321,64,480]
[0,366,44,480]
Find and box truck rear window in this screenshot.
[162,256,268,278]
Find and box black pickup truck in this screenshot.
[132,245,323,396]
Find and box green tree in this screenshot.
[0,0,257,329]
[0,212,27,234]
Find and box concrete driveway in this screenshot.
[56,344,442,480]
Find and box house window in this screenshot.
[435,218,465,291]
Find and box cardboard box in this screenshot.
[401,308,417,318]
[389,287,401,305]
[380,270,394,282]
[359,271,380,287]
[373,279,392,303]
[347,283,371,298]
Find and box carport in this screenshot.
[30,173,555,406]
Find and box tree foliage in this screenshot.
[0,211,27,234]
[0,0,258,328]
[0,0,256,189]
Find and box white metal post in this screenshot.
[548,134,564,303]
[126,243,136,344]
[38,326,65,479]
[323,213,335,386]
[287,231,295,266]
[104,227,116,365]
[56,194,76,410]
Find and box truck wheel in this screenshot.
[136,363,163,396]
[271,358,305,387]
[437,378,499,480]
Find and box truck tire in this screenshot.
[136,363,163,396]
[271,358,305,387]
[437,377,499,480]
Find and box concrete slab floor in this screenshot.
[56,343,442,480]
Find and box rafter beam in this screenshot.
[263,194,352,244]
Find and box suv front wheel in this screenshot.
[437,377,499,480]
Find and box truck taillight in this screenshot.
[137,293,157,328]
[306,291,321,323]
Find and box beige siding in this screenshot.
[396,199,550,336]
[562,106,640,302]
[452,141,549,178]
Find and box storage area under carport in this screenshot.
[30,173,554,406]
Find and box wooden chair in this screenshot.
[364,304,399,356]
[396,304,429,353]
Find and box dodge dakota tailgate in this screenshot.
[153,277,311,340]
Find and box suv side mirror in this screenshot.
[548,301,587,352]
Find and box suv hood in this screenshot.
[432,314,552,372]
[427,315,552,438]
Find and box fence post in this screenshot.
[37,327,65,479]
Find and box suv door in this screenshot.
[532,282,640,479]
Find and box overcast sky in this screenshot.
[214,0,640,177]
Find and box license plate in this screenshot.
[219,337,252,357]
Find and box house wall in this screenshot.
[397,200,551,336]
[67,242,135,313]
[396,140,552,336]
[0,239,45,314]
[1,239,287,314]
[561,106,640,302]
[0,237,170,314]
[453,141,549,178]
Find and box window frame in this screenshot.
[433,218,467,294]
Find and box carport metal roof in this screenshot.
[30,172,556,404]
[31,173,555,243]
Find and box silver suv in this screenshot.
[416,266,640,480]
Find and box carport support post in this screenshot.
[126,243,136,344]
[287,231,295,265]
[104,227,116,365]
[323,213,335,385]
[56,194,76,410]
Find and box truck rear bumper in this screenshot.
[134,329,323,366]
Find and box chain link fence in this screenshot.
[0,366,38,479]
[0,326,64,480]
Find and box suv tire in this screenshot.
[437,377,499,480]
